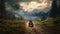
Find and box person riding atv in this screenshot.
[29,20,33,27]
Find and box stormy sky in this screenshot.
[5,0,52,20]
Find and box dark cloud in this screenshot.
[5,0,20,10]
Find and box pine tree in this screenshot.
[0,0,6,19]
[50,0,60,18]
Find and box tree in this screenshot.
[0,0,6,18]
[50,0,60,18]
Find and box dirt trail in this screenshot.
[25,21,49,34]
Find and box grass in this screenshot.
[0,17,60,34]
